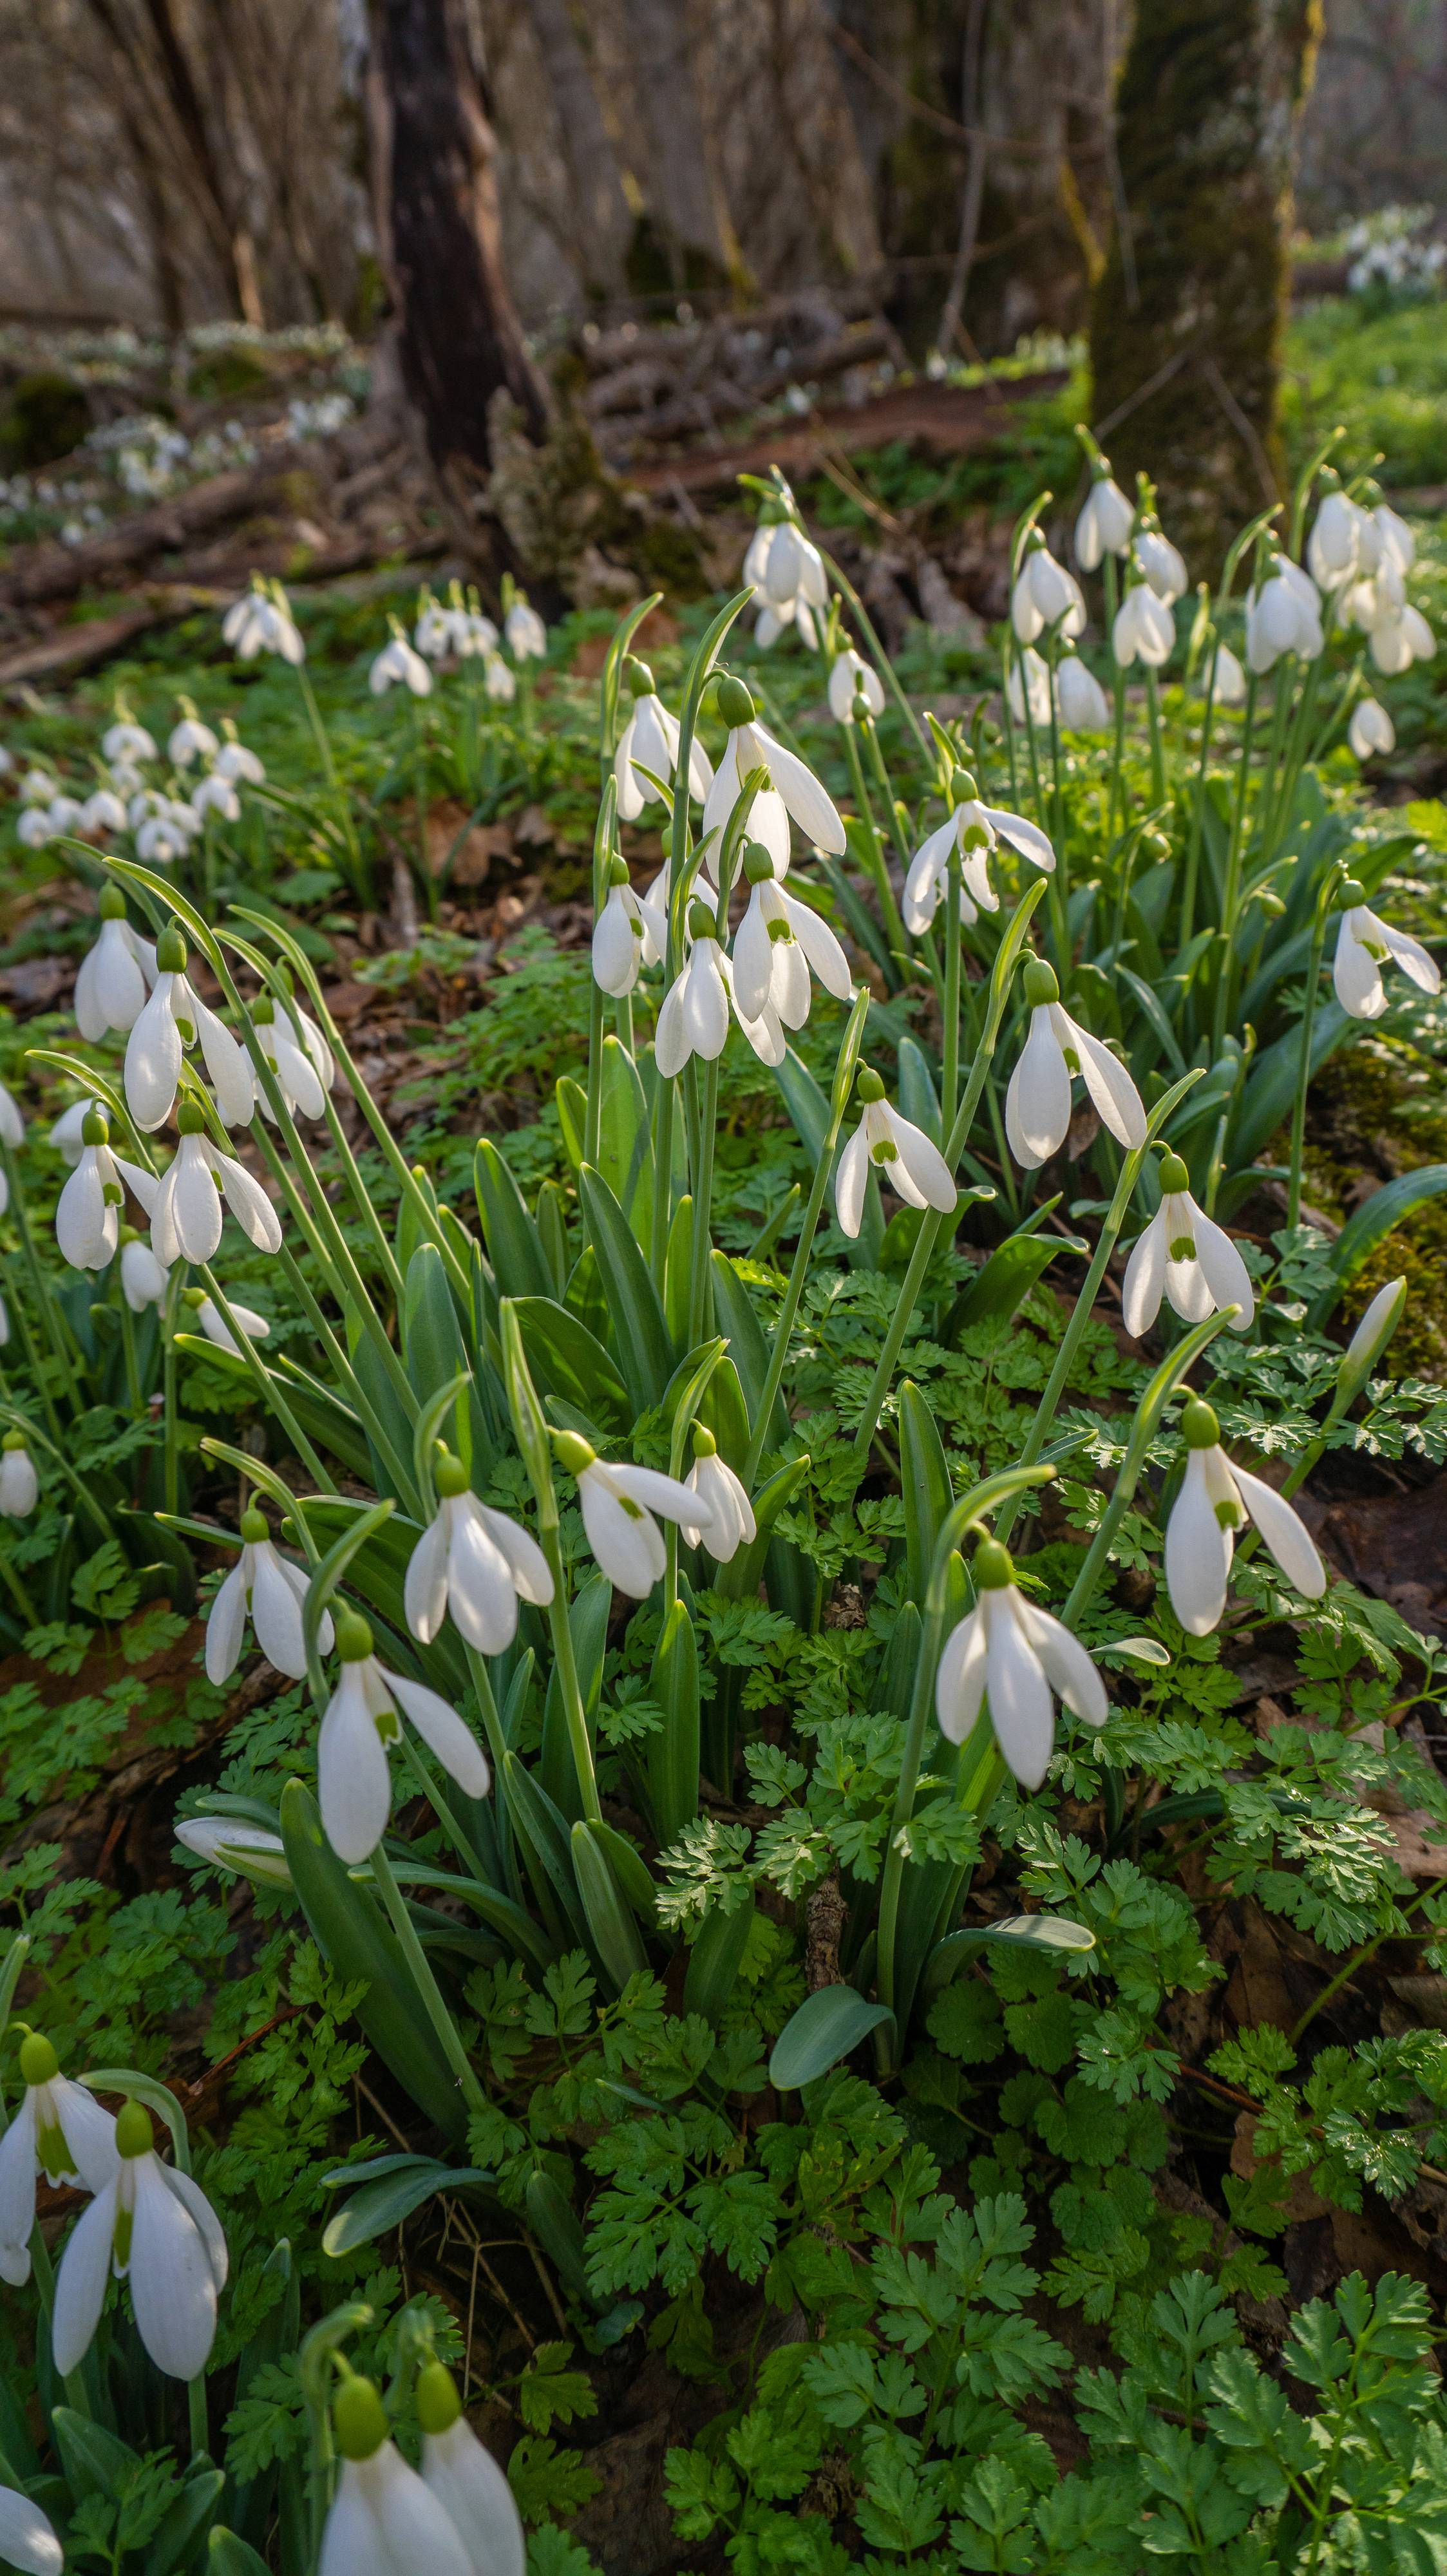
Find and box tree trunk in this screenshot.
[1089,0,1321,570]
[372,0,549,495]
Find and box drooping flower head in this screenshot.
[936,1537,1108,1790]
[903,769,1054,936]
[415,2359,527,2576]
[222,578,305,665]
[0,1430,37,1520]
[167,703,218,768]
[207,1503,329,1684]
[1011,532,1086,643]
[0,2031,117,2284]
[730,843,852,1031]
[370,622,433,697]
[504,593,547,661]
[404,1447,554,1654]
[835,1067,956,1239]
[685,1426,755,1567]
[701,675,846,882]
[1165,1397,1326,1637]
[592,853,667,998]
[1005,957,1147,1170]
[614,658,712,819]
[1348,696,1394,760]
[55,1106,159,1273]
[553,1430,714,1598]
[1073,462,1135,572]
[1121,1152,1254,1339]
[746,513,828,649]
[827,647,885,725]
[150,1099,281,1269]
[1332,875,1441,1020]
[319,1609,489,1863]
[1112,576,1175,669]
[52,2095,227,2383]
[124,923,254,1132]
[320,2375,477,2576]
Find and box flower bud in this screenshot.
[973,1538,1014,1589]
[1180,1397,1220,1449]
[334,1607,374,1662]
[1022,958,1059,1009]
[715,676,756,730]
[239,1505,269,1544]
[115,2099,153,2158]
[156,925,187,974]
[334,2376,390,2463]
[1336,1276,1406,1408]
[415,2360,463,2437]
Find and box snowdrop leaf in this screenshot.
[541,1575,611,1818]
[554,1076,587,1175]
[502,1753,590,1947]
[923,1917,1095,1996]
[770,1042,829,1160]
[50,2405,142,2506]
[510,1296,630,1435]
[683,1899,756,2027]
[299,1497,469,1701]
[769,1986,895,2091]
[650,1601,701,1848]
[572,1824,649,1993]
[1230,1002,1350,1166]
[321,2157,496,2257]
[298,1495,396,1710]
[598,1034,654,1236]
[475,1141,553,1303]
[896,1036,943,1146]
[708,1252,790,1455]
[944,1222,1085,1339]
[1309,1164,1447,1324]
[148,2465,227,2576]
[404,1245,494,1484]
[206,2532,274,2575]
[578,1164,674,1413]
[525,2170,592,2303]
[899,1381,954,1609]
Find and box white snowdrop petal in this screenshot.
[405,1511,452,1644]
[422,2418,528,2576]
[1016,1598,1108,1727]
[443,1504,522,1654]
[885,1108,957,1214]
[983,1596,1055,1790]
[1063,1013,1148,1148]
[579,1475,667,1596]
[1121,1209,1167,1338]
[934,1608,988,1743]
[389,1671,491,1796]
[248,1545,310,1679]
[317,1667,393,1863]
[124,982,183,1130]
[171,1142,225,1264]
[0,2099,38,2282]
[213,1151,283,1251]
[1231,1465,1326,1600]
[159,2163,229,2292]
[317,2467,387,2576]
[980,805,1055,872]
[56,1156,117,1271]
[756,726,846,855]
[51,2183,117,2376]
[1333,914,1386,1019]
[372,2447,477,2576]
[477,1504,555,1606]
[732,899,775,1023]
[834,1124,869,1238]
[1191,1211,1255,1331]
[784,893,853,999]
[205,1562,249,1683]
[1381,920,1441,996]
[1165,1452,1233,1636]
[0,2481,62,2575]
[1005,1010,1071,1167]
[128,2157,219,2378]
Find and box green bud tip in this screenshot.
[81,1108,109,1148]
[99,884,127,921]
[334,1608,374,1663]
[239,1506,269,1544]
[334,2376,390,2463]
[115,2100,153,2159]
[626,660,654,699]
[1022,958,1059,1009]
[118,1224,139,1247]
[1181,1397,1220,1450]
[18,2032,59,2087]
[1338,878,1366,909]
[973,1538,1014,1591]
[156,925,187,974]
[251,993,274,1025]
[715,676,756,730]
[435,1450,469,1499]
[855,1068,886,1104]
[182,1285,205,1310]
[1159,1153,1189,1195]
[950,768,978,802]
[176,1101,205,1135]
[688,900,718,942]
[415,2360,463,2438]
[2,1431,27,1454]
[607,854,630,888]
[553,1430,596,1477]
[742,843,775,885]
[691,1425,717,1459]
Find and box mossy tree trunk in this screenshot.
[1090,0,1321,570]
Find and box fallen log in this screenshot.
[624,369,1067,493]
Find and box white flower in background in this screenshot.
[0,1293,8,1348]
[319,1610,489,1864]
[135,810,193,865]
[731,846,852,1028]
[414,594,456,658]
[107,758,146,799]
[0,748,10,776]
[1055,654,1111,733]
[79,786,128,836]
[0,1080,22,1185]
[935,1536,1107,1790]
[1165,1396,1325,1635]
[320,2378,477,2576]
[175,1814,290,1887]
[655,912,732,1074]
[74,888,157,1041]
[1332,880,1441,1019]
[191,1293,269,1354]
[1005,956,1147,1169]
[52,2098,227,2383]
[222,582,305,664]
[613,665,713,819]
[1206,643,1247,706]
[1307,488,1368,591]
[748,518,828,648]
[44,795,83,840]
[168,708,218,767]
[16,807,55,848]
[405,1451,553,1654]
[835,1067,956,1238]
[828,647,885,724]
[1112,580,1175,668]
[193,772,241,826]
[0,1432,37,1520]
[102,718,156,764]
[123,927,254,1130]
[1122,1152,1254,1337]
[701,676,846,878]
[483,654,516,703]
[1348,696,1395,759]
[459,610,500,657]
[55,1108,158,1270]
[592,855,667,998]
[1073,469,1134,571]
[0,2481,62,2573]
[269,991,336,1097]
[120,1233,169,1311]
[903,777,1054,935]
[150,1102,282,1267]
[19,771,54,806]
[1012,538,1086,644]
[417,2361,527,2576]
[212,734,265,785]
[370,626,433,697]
[1006,645,1052,728]
[1135,526,1188,603]
[504,595,546,661]
[1245,558,1323,670]
[252,995,327,1121]
[554,1430,715,1598]
[1367,601,1435,674]
[206,1504,327,1683]
[0,2033,117,2287]
[685,1428,755,1566]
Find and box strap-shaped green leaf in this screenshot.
[598,1033,654,1235]
[541,1574,612,1817]
[511,1294,631,1434]
[475,1139,553,1300]
[320,2154,496,2257]
[899,1381,954,1609]
[943,1225,1086,1341]
[207,2532,274,2575]
[578,1161,674,1410]
[769,1985,895,2090]
[525,2168,591,2300]
[149,2467,227,2576]
[649,1599,699,1847]
[572,1823,648,1993]
[683,1900,755,2026]
[922,1915,1095,1998]
[502,1752,589,1946]
[708,1251,790,1457]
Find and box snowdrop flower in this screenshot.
[1206,643,1247,706]
[36,795,82,844]
[731,845,852,1028]
[1307,488,1367,591]
[613,662,713,819]
[1112,579,1175,669]
[55,1108,158,1270]
[212,734,264,785]
[0,1080,21,1155]
[18,771,54,807]
[79,786,128,836]
[0,2032,117,2286]
[1372,501,1414,574]
[107,758,145,798]
[120,1232,169,1311]
[405,1450,553,1653]
[1165,1397,1325,1635]
[592,855,666,998]
[0,1293,8,1348]
[483,654,516,703]
[903,775,1054,936]
[749,519,828,647]
[1332,878,1441,1019]
[685,1428,755,1566]
[417,2361,526,2576]
[1073,469,1134,571]
[459,609,500,657]
[52,2097,227,2382]
[175,1814,290,1887]
[168,707,218,767]
[700,676,846,879]
[320,2377,476,2576]
[124,926,254,1130]
[135,810,197,865]
[222,582,305,664]
[251,994,327,1121]
[1348,696,1395,759]
[47,1086,95,1158]
[75,886,157,1039]
[151,1101,281,1266]
[1055,654,1111,733]
[1122,1153,1254,1338]
[1005,957,1147,1168]
[266,989,335,1098]
[1135,526,1188,603]
[190,1293,269,1354]
[504,594,547,660]
[207,1504,326,1683]
[414,594,456,658]
[655,909,732,1075]
[0,1432,38,1520]
[0,2480,62,2573]
[191,772,240,824]
[936,1537,1107,1790]
[554,1430,714,1598]
[1012,538,1086,644]
[836,1067,956,1237]
[1245,557,1323,670]
[16,806,55,848]
[828,647,885,724]
[102,717,156,764]
[370,625,433,697]
[319,1610,489,1864]
[1006,647,1052,728]
[1368,601,1434,675]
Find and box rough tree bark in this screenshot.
[372,0,549,497]
[1089,0,1322,569]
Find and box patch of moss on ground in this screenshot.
[1299,1035,1447,1374]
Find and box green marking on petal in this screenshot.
[35,2119,77,2179]
[1168,1235,1196,1262]
[1213,1501,1242,1530]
